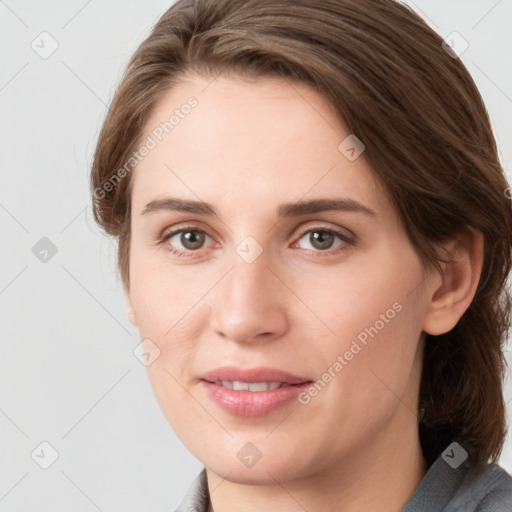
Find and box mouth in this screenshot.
[198,367,313,416]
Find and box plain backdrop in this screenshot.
[1,1,511,510]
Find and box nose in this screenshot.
[209,247,289,344]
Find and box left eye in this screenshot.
[296,229,350,252]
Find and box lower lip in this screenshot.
[200,380,311,417]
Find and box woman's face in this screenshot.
[125,73,431,482]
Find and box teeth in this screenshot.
[214,380,283,391]
[249,382,281,391]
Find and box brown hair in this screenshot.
[90,0,512,470]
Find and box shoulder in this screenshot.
[402,453,512,512]
[443,462,512,512]
[470,464,512,512]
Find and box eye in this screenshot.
[159,227,213,256]
[295,227,353,254]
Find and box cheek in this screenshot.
[127,249,209,404]
[298,242,425,398]
[298,242,423,347]
[129,245,208,340]
[133,287,211,441]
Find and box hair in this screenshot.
[90,0,512,471]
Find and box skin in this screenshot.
[124,73,483,512]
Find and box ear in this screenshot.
[422,228,484,335]
[123,283,138,327]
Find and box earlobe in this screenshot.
[422,228,484,336]
[128,307,137,327]
[123,284,138,327]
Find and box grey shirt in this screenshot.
[174,453,512,511]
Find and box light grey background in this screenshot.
[1,1,511,510]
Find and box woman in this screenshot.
[90,0,512,510]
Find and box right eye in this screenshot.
[158,227,214,257]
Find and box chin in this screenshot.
[200,444,314,485]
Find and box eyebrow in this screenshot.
[141,197,377,219]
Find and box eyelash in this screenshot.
[156,224,355,259]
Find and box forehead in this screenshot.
[131,73,388,218]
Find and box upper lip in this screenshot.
[200,366,312,385]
